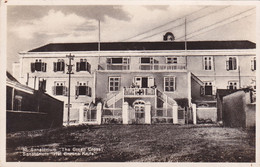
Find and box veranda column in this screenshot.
[145,101,151,124]
[172,105,178,124]
[192,103,197,125]
[122,102,129,124]
[78,106,85,124]
[97,102,102,125]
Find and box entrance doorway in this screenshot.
[133,100,145,124]
[134,77,154,88]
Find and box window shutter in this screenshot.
[43,80,46,91]
[62,61,65,72]
[31,63,35,72]
[42,63,47,72]
[106,58,111,64]
[53,62,57,72]
[174,77,176,91]
[76,62,80,72]
[85,62,88,71]
[52,86,56,95]
[226,60,229,71]
[75,86,79,96]
[63,86,68,96]
[87,62,91,73]
[233,58,237,70]
[148,77,154,88]
[200,86,205,95]
[88,87,92,97]
[251,59,254,71]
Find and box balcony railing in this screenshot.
[124,88,156,96]
[107,64,130,70]
[140,64,186,70]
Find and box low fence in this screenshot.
[102,108,122,124]
[152,108,173,123]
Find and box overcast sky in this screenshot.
[7,5,256,73]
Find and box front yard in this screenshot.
[6,124,255,162]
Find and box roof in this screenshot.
[28,40,256,52]
[6,71,34,94]
[6,71,19,83]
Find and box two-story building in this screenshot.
[13,38,256,125]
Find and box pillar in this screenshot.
[78,106,85,124]
[192,103,197,125]
[122,102,129,124]
[145,101,151,124]
[172,105,178,124]
[97,102,102,125]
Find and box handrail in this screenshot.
[157,89,177,106]
[106,91,123,107]
[124,88,156,96]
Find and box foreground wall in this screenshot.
[7,87,64,133]
[222,90,255,128]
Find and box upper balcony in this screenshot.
[139,64,186,70]
[98,63,186,71]
[97,57,187,71]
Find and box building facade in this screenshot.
[13,40,256,125]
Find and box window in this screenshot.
[140,57,158,70]
[14,95,22,111]
[109,77,120,92]
[226,57,237,70]
[107,57,130,70]
[251,57,256,71]
[201,82,213,95]
[75,82,91,97]
[38,78,46,92]
[53,82,67,96]
[54,59,65,72]
[164,77,176,92]
[166,57,177,64]
[203,56,213,70]
[141,57,153,64]
[227,81,238,90]
[76,59,91,73]
[31,59,47,72]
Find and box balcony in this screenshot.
[123,88,156,97]
[107,64,129,70]
[139,64,186,70]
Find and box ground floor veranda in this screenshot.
[63,100,197,126]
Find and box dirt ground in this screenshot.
[6,124,255,162]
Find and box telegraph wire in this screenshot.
[121,6,210,42]
[136,6,231,41]
[175,7,255,40]
[138,6,231,41]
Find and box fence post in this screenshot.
[97,102,102,125]
[78,106,85,124]
[192,103,197,124]
[122,102,129,124]
[172,105,178,124]
[145,101,151,124]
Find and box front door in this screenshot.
[142,77,148,88]
[134,77,154,88]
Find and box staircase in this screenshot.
[106,91,123,108]
[157,89,177,107]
